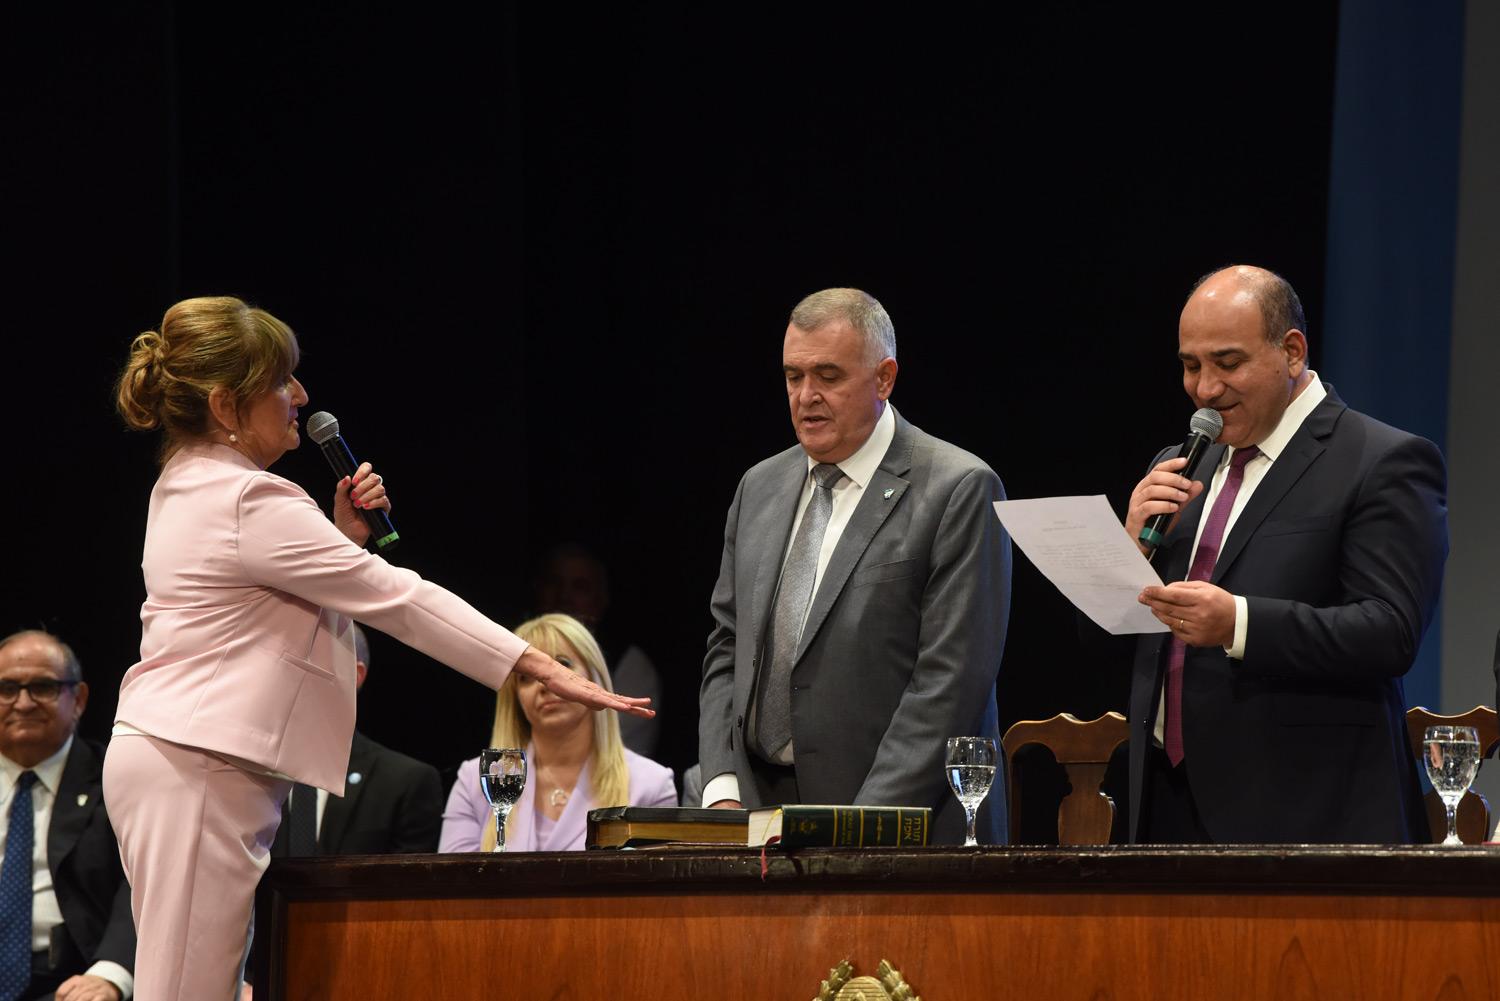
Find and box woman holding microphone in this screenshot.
[104,296,652,1000]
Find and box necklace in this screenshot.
[537,757,579,809]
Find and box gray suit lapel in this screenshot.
[749,453,812,655]
[734,450,809,713]
[795,411,914,663]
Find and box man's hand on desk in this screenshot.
[708,800,743,809]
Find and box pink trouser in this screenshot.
[103,734,289,1001]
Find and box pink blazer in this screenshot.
[439,746,678,852]
[116,443,527,793]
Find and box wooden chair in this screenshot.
[1003,712,1128,845]
[1405,706,1500,844]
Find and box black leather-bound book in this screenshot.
[586,807,750,849]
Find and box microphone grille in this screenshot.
[306,411,340,445]
[1189,407,1224,441]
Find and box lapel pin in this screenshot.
[348,772,363,785]
[883,488,894,499]
[77,793,88,807]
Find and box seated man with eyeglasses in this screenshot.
[0,630,135,1001]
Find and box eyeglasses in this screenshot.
[0,679,80,704]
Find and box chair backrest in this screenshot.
[1405,706,1500,844]
[1002,712,1128,845]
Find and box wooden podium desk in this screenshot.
[253,845,1500,999]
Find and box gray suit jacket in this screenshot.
[699,408,1011,844]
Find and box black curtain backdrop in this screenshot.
[5,4,1339,836]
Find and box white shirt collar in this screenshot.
[1232,371,1326,464]
[1,734,73,797]
[805,402,896,489]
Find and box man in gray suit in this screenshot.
[698,288,1011,845]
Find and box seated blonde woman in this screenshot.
[440,613,677,851]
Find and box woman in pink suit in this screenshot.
[440,614,677,853]
[103,297,651,1001]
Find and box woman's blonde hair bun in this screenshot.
[114,296,300,459]
[116,330,170,431]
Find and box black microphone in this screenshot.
[306,411,400,552]
[1138,407,1224,558]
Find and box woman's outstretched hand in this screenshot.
[333,461,391,545]
[514,646,656,718]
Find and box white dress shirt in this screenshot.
[0,738,133,998]
[1152,373,1327,745]
[704,404,897,806]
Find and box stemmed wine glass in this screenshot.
[945,736,997,848]
[1423,725,1481,846]
[479,747,526,852]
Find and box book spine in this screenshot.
[777,807,930,848]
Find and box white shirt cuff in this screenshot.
[86,960,133,999]
[1225,594,1249,659]
[701,772,741,807]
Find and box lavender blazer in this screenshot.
[439,746,677,852]
[116,443,527,794]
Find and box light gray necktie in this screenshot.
[755,462,845,758]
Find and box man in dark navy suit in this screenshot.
[1124,266,1447,844]
[0,630,134,1001]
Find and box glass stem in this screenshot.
[1446,801,1459,844]
[965,806,979,847]
[493,805,507,852]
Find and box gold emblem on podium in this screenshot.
[812,958,921,1001]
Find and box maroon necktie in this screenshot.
[1163,445,1260,766]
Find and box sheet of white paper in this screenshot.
[993,495,1170,635]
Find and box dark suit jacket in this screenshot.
[39,738,135,983]
[1128,387,1447,843]
[700,408,1012,844]
[1492,630,1499,722]
[272,731,442,856]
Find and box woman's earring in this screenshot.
[229,432,238,443]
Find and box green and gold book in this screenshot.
[747,805,930,848]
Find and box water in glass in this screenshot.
[481,772,525,809]
[479,747,526,852]
[945,737,997,847]
[947,765,996,809]
[1423,725,1481,846]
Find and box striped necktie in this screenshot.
[754,462,846,758]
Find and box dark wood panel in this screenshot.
[278,889,1500,1000]
[256,847,1500,999]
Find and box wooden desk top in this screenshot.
[260,843,1500,900]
